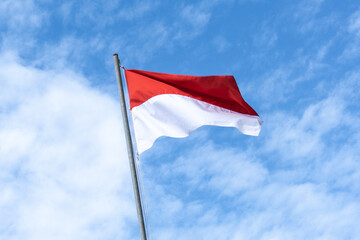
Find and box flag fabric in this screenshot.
[124,69,263,154]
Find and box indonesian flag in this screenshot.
[124,69,263,154]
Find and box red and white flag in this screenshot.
[124,69,263,154]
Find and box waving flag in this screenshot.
[124,69,263,154]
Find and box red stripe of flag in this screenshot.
[125,69,259,117]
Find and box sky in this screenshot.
[1,0,360,239]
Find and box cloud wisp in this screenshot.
[0,52,139,240]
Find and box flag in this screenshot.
[124,69,263,154]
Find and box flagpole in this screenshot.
[113,54,147,240]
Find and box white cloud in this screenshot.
[253,23,278,48]
[181,5,211,29]
[340,8,360,60]
[245,42,331,107]
[0,52,137,239]
[0,0,45,30]
[56,0,160,31]
[0,0,47,54]
[31,36,106,71]
[176,0,227,41]
[289,0,338,35]
[232,182,360,240]
[213,36,231,53]
[265,96,346,160]
[296,0,324,17]
[118,0,160,21]
[168,143,268,195]
[348,9,360,37]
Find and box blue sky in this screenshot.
[1,0,360,239]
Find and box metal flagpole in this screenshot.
[113,54,147,240]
